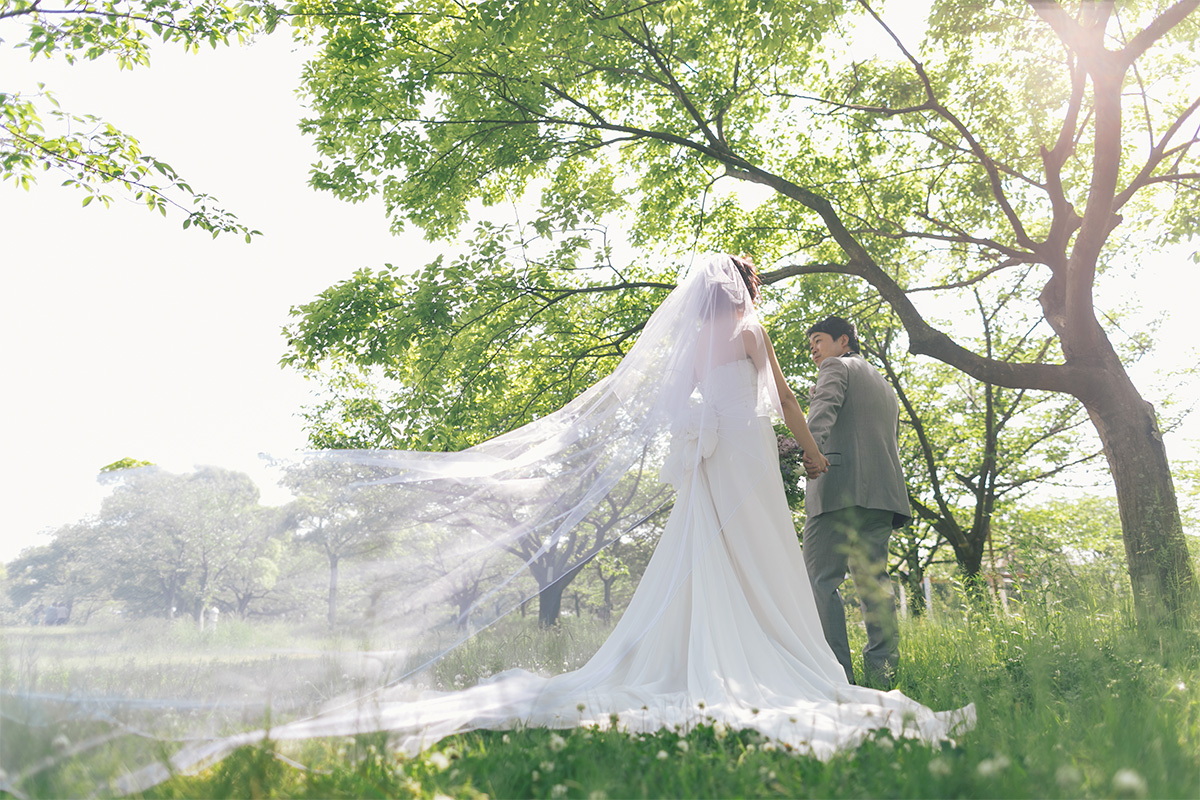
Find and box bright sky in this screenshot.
[2,11,1197,564]
[0,34,443,562]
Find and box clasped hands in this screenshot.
[803,451,830,479]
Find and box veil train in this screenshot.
[8,255,974,794]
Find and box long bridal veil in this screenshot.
[5,255,971,794]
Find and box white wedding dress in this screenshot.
[123,352,971,793]
[112,256,971,792]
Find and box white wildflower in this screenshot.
[1112,768,1148,799]
[876,736,895,752]
[927,757,952,778]
[551,784,568,798]
[549,733,567,752]
[540,761,556,772]
[676,740,689,753]
[50,734,71,752]
[976,754,1011,777]
[656,750,669,760]
[1055,765,1082,790]
[427,751,451,771]
[713,721,728,741]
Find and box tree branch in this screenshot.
[858,0,1037,249]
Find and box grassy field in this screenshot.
[3,575,1198,799]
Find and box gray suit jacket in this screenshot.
[804,353,911,528]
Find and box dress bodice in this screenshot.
[698,357,760,417]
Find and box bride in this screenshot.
[119,253,972,790]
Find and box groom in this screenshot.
[801,316,910,688]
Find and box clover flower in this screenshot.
[1112,768,1148,799]
[976,754,1010,777]
[1055,765,1082,790]
[927,757,952,777]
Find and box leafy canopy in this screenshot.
[1,0,290,237]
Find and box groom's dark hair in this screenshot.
[807,316,860,353]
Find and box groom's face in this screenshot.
[809,332,850,367]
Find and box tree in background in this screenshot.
[5,522,109,623]
[289,0,1199,625]
[212,506,292,618]
[991,494,1129,614]
[282,458,401,627]
[98,465,286,621]
[869,287,1104,603]
[4,463,295,623]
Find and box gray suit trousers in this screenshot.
[802,505,899,685]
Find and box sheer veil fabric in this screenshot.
[26,255,974,791]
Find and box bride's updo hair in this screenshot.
[730,254,761,304]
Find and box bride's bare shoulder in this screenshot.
[740,319,768,342]
[739,321,770,362]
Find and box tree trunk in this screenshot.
[456,594,474,630]
[1085,381,1196,625]
[601,575,616,623]
[538,580,565,628]
[327,554,339,628]
[954,542,984,580]
[531,556,591,627]
[165,579,177,619]
[900,567,926,619]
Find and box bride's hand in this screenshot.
[803,451,830,478]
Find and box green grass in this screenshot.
[4,581,1198,799]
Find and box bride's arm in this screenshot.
[743,326,829,474]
